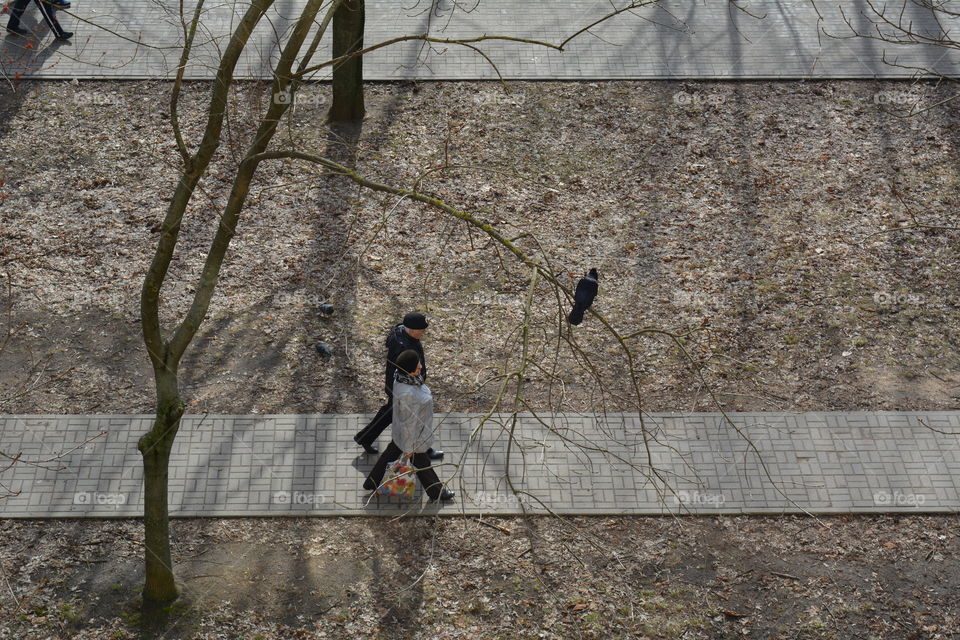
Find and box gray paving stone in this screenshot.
[2,412,960,517]
[1,1,959,81]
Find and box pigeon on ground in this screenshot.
[567,268,599,326]
[314,342,333,357]
[318,303,335,317]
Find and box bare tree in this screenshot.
[812,0,960,242]
[136,0,668,611]
[816,0,960,113]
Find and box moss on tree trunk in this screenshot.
[138,372,183,608]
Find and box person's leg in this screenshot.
[354,390,392,448]
[363,440,402,490]
[410,452,444,500]
[31,0,67,37]
[7,0,33,30]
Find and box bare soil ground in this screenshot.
[1,515,959,639]
[2,79,960,638]
[2,79,959,415]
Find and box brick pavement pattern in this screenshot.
[1,412,958,517]
[1,1,959,80]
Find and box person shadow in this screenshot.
[0,11,71,80]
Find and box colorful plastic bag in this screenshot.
[377,454,416,499]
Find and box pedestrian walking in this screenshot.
[353,312,443,459]
[5,0,73,40]
[363,349,454,502]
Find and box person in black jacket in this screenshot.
[362,349,454,502]
[353,312,443,459]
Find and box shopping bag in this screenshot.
[377,454,416,499]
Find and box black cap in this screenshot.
[402,312,429,330]
[395,349,420,375]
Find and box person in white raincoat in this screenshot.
[363,350,455,502]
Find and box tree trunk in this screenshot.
[329,0,364,122]
[136,0,325,612]
[138,370,183,608]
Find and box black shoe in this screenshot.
[54,31,72,40]
[46,0,70,7]
[429,489,455,502]
[426,448,444,460]
[363,478,376,492]
[354,435,378,455]
[5,25,30,37]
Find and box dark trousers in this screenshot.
[7,0,67,37]
[366,441,443,500]
[354,388,392,447]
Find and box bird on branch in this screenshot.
[567,268,598,326]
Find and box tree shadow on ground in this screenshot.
[366,515,437,639]
[45,522,371,639]
[0,22,66,87]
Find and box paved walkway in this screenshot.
[2,1,960,80]
[1,412,959,517]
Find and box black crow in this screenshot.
[314,342,333,357]
[567,268,599,326]
[318,303,335,317]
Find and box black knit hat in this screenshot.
[395,349,420,375]
[402,312,429,330]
